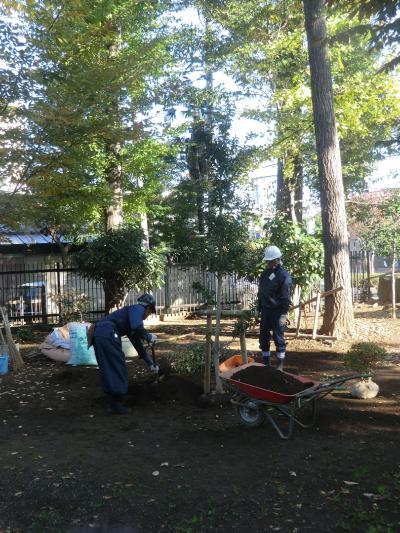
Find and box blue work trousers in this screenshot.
[93,323,152,396]
[259,308,286,354]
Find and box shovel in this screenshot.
[147,342,171,382]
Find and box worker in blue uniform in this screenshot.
[257,246,292,371]
[93,293,158,414]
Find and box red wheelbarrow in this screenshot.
[219,360,369,439]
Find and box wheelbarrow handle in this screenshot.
[296,373,372,398]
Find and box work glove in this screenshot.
[150,364,160,374]
[148,333,157,345]
[278,314,287,328]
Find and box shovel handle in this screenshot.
[148,342,156,366]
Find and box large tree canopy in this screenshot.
[1,0,175,239]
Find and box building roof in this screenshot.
[0,225,68,246]
[0,225,70,255]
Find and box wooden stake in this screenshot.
[239,322,248,363]
[203,314,212,394]
[296,304,302,338]
[0,306,24,372]
[312,292,321,340]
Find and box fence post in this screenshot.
[164,264,171,312]
[366,251,371,301]
[41,285,47,324]
[56,262,61,323]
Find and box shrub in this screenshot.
[343,342,387,373]
[171,343,205,374]
[15,327,35,342]
[50,289,90,324]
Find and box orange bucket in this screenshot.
[219,354,254,373]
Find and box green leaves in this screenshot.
[344,342,387,373]
[349,191,400,257]
[250,215,324,292]
[75,223,164,291]
[1,0,174,239]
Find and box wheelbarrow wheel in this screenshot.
[237,400,265,428]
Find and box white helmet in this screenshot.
[263,245,282,261]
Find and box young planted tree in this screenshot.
[303,0,354,337]
[193,212,255,392]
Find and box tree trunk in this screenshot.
[293,155,304,224]
[391,251,396,319]
[213,272,223,393]
[187,117,207,235]
[275,158,288,217]
[104,278,125,315]
[105,141,123,232]
[105,27,124,233]
[276,156,303,224]
[141,212,150,249]
[303,0,354,337]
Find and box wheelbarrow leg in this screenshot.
[264,407,295,440]
[264,399,318,439]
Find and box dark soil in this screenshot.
[231,365,312,395]
[1,313,400,533]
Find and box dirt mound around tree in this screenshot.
[231,365,312,395]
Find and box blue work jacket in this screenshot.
[94,304,151,341]
[257,264,292,314]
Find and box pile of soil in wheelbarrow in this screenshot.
[232,366,312,395]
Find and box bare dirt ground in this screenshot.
[0,305,399,533]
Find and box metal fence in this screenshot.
[349,250,373,302]
[0,261,258,325]
[0,251,384,325]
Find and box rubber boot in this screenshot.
[276,354,285,372]
[109,395,131,415]
[262,351,271,366]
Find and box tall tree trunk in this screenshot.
[391,250,396,319]
[293,155,304,224]
[105,141,123,232]
[104,29,124,308]
[276,156,303,224]
[187,116,207,234]
[275,157,288,217]
[303,0,354,337]
[105,27,123,232]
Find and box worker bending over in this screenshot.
[93,293,158,414]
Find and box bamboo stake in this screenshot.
[0,306,24,372]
